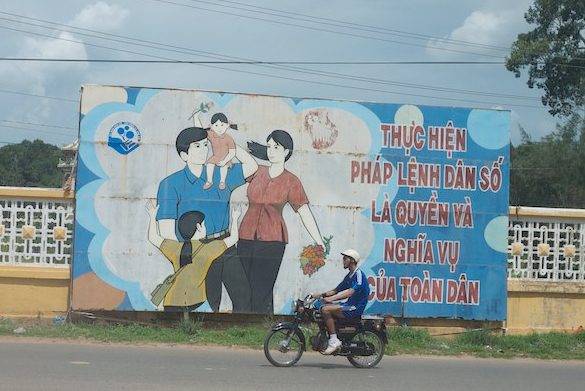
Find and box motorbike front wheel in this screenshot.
[347,330,385,368]
[264,327,304,367]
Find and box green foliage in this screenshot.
[0,139,64,187]
[386,326,444,355]
[510,114,585,207]
[389,326,434,346]
[455,328,498,347]
[497,332,585,359]
[177,318,202,336]
[384,327,585,359]
[505,0,585,116]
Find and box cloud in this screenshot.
[426,10,517,59]
[0,2,129,140]
[22,32,87,60]
[425,0,535,60]
[452,11,509,45]
[0,29,88,139]
[7,31,88,98]
[71,1,129,31]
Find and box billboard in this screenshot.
[73,85,510,320]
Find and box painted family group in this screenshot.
[145,111,326,314]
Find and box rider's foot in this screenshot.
[323,338,341,355]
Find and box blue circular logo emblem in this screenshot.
[108,122,141,155]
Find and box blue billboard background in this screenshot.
[361,103,509,320]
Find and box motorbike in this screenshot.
[263,294,387,368]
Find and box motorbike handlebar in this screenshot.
[305,294,318,303]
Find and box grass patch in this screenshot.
[0,317,266,348]
[386,326,445,355]
[448,329,585,359]
[1,318,585,360]
[383,327,585,359]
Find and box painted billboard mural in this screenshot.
[72,85,510,320]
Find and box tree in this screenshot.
[0,140,64,187]
[506,0,585,117]
[510,114,585,207]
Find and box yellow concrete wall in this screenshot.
[504,206,585,335]
[506,280,585,335]
[0,187,72,318]
[0,267,70,318]
[0,186,74,200]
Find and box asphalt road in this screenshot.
[1,338,584,391]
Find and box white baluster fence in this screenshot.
[508,206,585,282]
[2,189,585,282]
[0,187,73,268]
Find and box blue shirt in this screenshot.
[156,164,245,240]
[335,268,370,316]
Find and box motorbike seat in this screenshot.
[337,317,362,325]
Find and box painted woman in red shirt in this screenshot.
[238,130,326,314]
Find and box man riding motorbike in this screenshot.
[313,248,370,354]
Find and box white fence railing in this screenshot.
[1,188,585,281]
[0,188,73,268]
[508,206,585,282]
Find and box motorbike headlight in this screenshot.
[291,300,304,314]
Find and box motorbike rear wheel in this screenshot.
[347,330,385,368]
[264,327,304,367]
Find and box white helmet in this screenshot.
[341,248,360,263]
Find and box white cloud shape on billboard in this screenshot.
[467,109,510,150]
[394,104,424,127]
[80,86,129,115]
[484,216,509,253]
[89,89,382,310]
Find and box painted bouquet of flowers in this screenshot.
[299,236,332,276]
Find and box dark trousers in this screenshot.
[237,239,286,314]
[205,245,251,313]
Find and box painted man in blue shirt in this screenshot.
[314,248,370,354]
[156,126,258,313]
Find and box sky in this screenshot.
[0,0,559,148]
